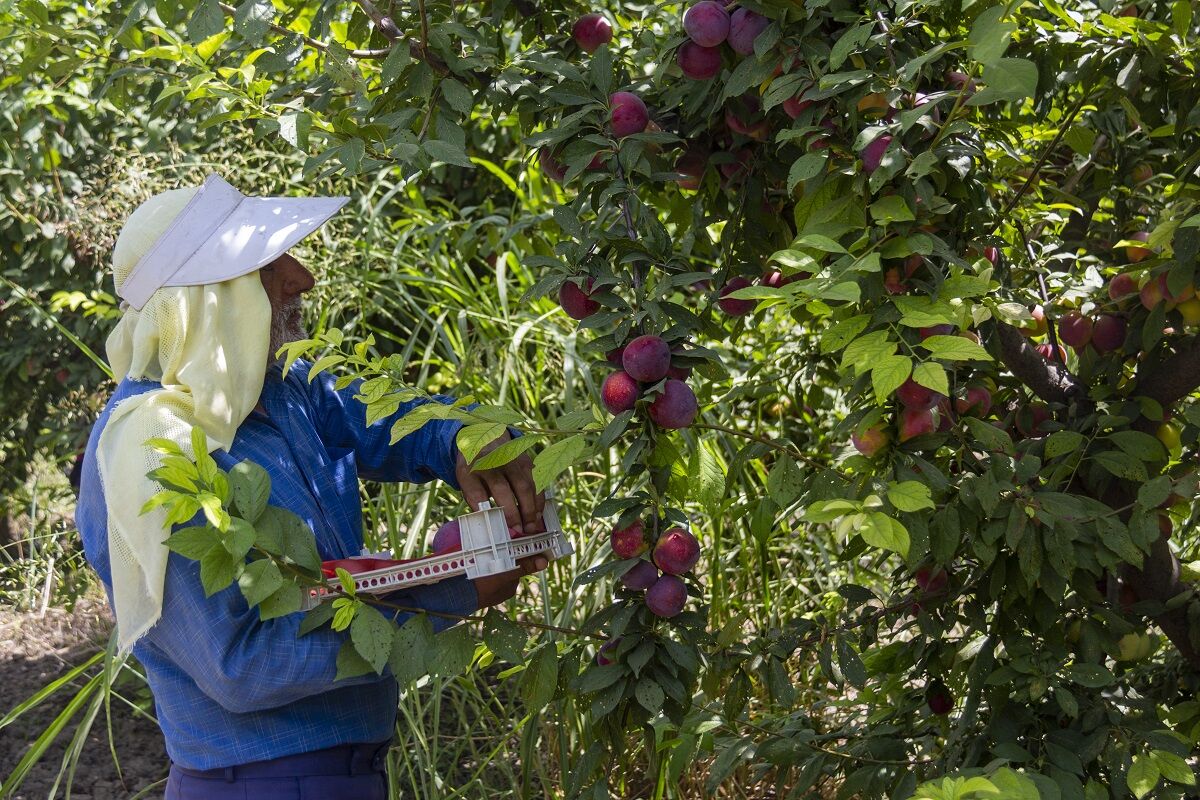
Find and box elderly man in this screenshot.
[75,174,548,799]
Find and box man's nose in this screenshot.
[281,257,315,296]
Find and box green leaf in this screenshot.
[869,195,915,224]
[228,460,271,522]
[766,457,804,508]
[828,22,873,70]
[1149,750,1195,786]
[871,355,913,404]
[350,604,394,674]
[482,609,526,663]
[429,624,475,677]
[1128,753,1161,799]
[238,558,284,607]
[440,78,474,114]
[968,58,1038,105]
[388,615,434,684]
[1108,430,1167,462]
[787,153,828,192]
[423,139,475,168]
[634,677,665,713]
[862,512,910,556]
[835,636,867,688]
[841,330,896,372]
[163,525,219,560]
[963,416,1013,454]
[1136,476,1173,509]
[298,603,335,636]
[456,423,509,465]
[199,545,240,597]
[1044,430,1085,460]
[261,507,321,574]
[470,434,540,470]
[531,434,589,492]
[912,362,948,397]
[231,0,274,45]
[335,639,375,681]
[257,582,301,621]
[690,444,726,516]
[521,643,559,711]
[887,481,934,512]
[223,517,256,560]
[921,334,993,362]
[1068,663,1114,688]
[968,5,1017,68]
[187,0,225,42]
[819,315,871,355]
[1092,451,1148,481]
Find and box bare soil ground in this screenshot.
[0,589,168,800]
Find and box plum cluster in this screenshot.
[611,518,700,618]
[677,2,769,80]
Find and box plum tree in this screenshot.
[621,334,671,382]
[648,379,699,429]
[651,527,700,575]
[610,519,647,559]
[572,13,612,53]
[645,574,688,618]
[608,91,648,137]
[559,276,600,320]
[601,370,639,414]
[85,1,1200,795]
[682,1,729,47]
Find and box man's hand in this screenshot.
[455,428,547,536]
[455,429,549,607]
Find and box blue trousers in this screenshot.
[165,739,391,799]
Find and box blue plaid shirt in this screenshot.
[76,360,481,770]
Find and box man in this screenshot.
[75,174,548,799]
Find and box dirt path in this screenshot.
[0,590,168,799]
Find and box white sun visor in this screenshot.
[118,172,350,310]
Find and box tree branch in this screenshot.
[1099,485,1200,669]
[994,322,1088,405]
[1134,333,1200,410]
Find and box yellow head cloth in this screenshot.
[98,184,272,654]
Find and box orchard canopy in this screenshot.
[3,0,1200,798]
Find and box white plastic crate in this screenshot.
[300,486,572,611]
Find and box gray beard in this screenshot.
[267,298,307,370]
